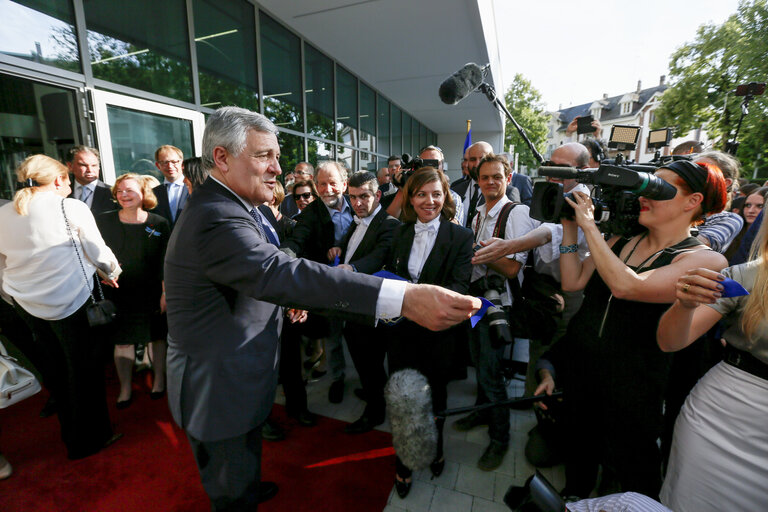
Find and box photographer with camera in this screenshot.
[535,160,729,499]
[453,154,536,471]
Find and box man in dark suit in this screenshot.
[66,146,116,215]
[329,171,400,433]
[152,145,189,228]
[165,106,479,511]
[282,160,354,404]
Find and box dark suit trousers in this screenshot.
[278,319,309,416]
[187,426,262,511]
[344,322,387,419]
[13,300,113,459]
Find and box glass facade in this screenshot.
[0,1,434,180]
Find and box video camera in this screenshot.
[530,162,677,237]
[391,153,441,188]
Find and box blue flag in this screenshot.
[463,128,472,153]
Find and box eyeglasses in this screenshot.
[158,160,181,166]
[295,192,313,200]
[295,170,312,176]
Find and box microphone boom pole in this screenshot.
[478,82,544,164]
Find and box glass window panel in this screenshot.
[307,138,334,165]
[0,74,82,199]
[359,152,377,172]
[391,106,402,157]
[336,66,357,147]
[260,12,302,131]
[277,131,304,176]
[304,43,334,140]
[412,118,419,152]
[359,83,375,154]
[420,124,427,152]
[0,0,80,72]
[337,146,354,173]
[85,0,193,102]
[105,104,193,180]
[377,94,389,156]
[194,0,258,110]
[402,113,412,156]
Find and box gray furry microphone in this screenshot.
[384,369,438,470]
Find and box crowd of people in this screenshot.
[0,105,766,512]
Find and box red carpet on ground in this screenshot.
[0,372,395,511]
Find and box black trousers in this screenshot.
[278,319,309,416]
[13,300,113,459]
[344,321,387,420]
[187,426,263,511]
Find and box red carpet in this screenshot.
[0,372,395,511]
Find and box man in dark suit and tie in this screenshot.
[152,145,189,228]
[328,171,400,433]
[164,106,480,511]
[66,145,116,214]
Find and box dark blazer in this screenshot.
[164,178,382,442]
[386,218,473,293]
[450,175,472,198]
[282,196,352,264]
[67,177,116,215]
[279,193,299,219]
[511,172,533,206]
[152,182,189,228]
[339,207,400,275]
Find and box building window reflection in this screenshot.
[377,94,390,156]
[85,0,193,102]
[359,83,376,155]
[391,106,402,157]
[277,131,305,173]
[336,65,357,148]
[304,43,334,141]
[260,12,302,132]
[194,0,259,111]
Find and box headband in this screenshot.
[662,160,707,194]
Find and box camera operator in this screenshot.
[536,160,728,499]
[453,154,536,471]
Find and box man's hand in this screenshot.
[159,293,167,314]
[533,370,555,410]
[401,284,481,331]
[327,247,341,262]
[337,263,354,272]
[472,238,513,265]
[286,309,308,323]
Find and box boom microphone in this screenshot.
[384,369,438,471]
[537,166,582,180]
[439,63,487,105]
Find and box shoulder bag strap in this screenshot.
[61,199,102,304]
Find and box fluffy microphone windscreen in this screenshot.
[439,63,484,105]
[384,369,438,470]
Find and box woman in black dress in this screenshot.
[383,167,473,499]
[96,173,170,408]
[536,161,729,499]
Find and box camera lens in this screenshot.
[635,172,677,200]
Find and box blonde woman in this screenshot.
[95,174,170,408]
[0,155,121,460]
[657,216,768,511]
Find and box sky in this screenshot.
[493,0,744,111]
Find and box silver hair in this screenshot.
[202,106,278,170]
[316,160,349,182]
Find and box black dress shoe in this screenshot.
[394,475,411,499]
[288,409,318,427]
[257,481,278,504]
[430,458,445,478]
[116,397,133,410]
[261,420,286,441]
[150,389,166,400]
[328,379,344,404]
[344,415,384,434]
[39,396,57,418]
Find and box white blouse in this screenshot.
[0,191,121,320]
[407,216,441,282]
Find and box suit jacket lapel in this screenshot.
[351,209,385,261]
[396,224,416,280]
[419,219,450,284]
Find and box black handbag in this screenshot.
[61,200,117,327]
[493,202,562,343]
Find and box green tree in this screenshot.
[503,73,549,170]
[654,0,768,178]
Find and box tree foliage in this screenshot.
[654,0,768,178]
[503,73,549,170]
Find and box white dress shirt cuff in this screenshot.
[375,278,407,323]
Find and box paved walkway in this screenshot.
[274,344,565,512]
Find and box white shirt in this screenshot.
[208,176,405,321]
[407,216,441,282]
[0,192,121,320]
[471,196,534,305]
[344,205,381,265]
[73,180,98,209]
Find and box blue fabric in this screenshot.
[463,128,472,153]
[330,201,353,245]
[730,209,763,265]
[248,209,279,246]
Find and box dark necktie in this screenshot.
[249,209,279,246]
[465,183,480,228]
